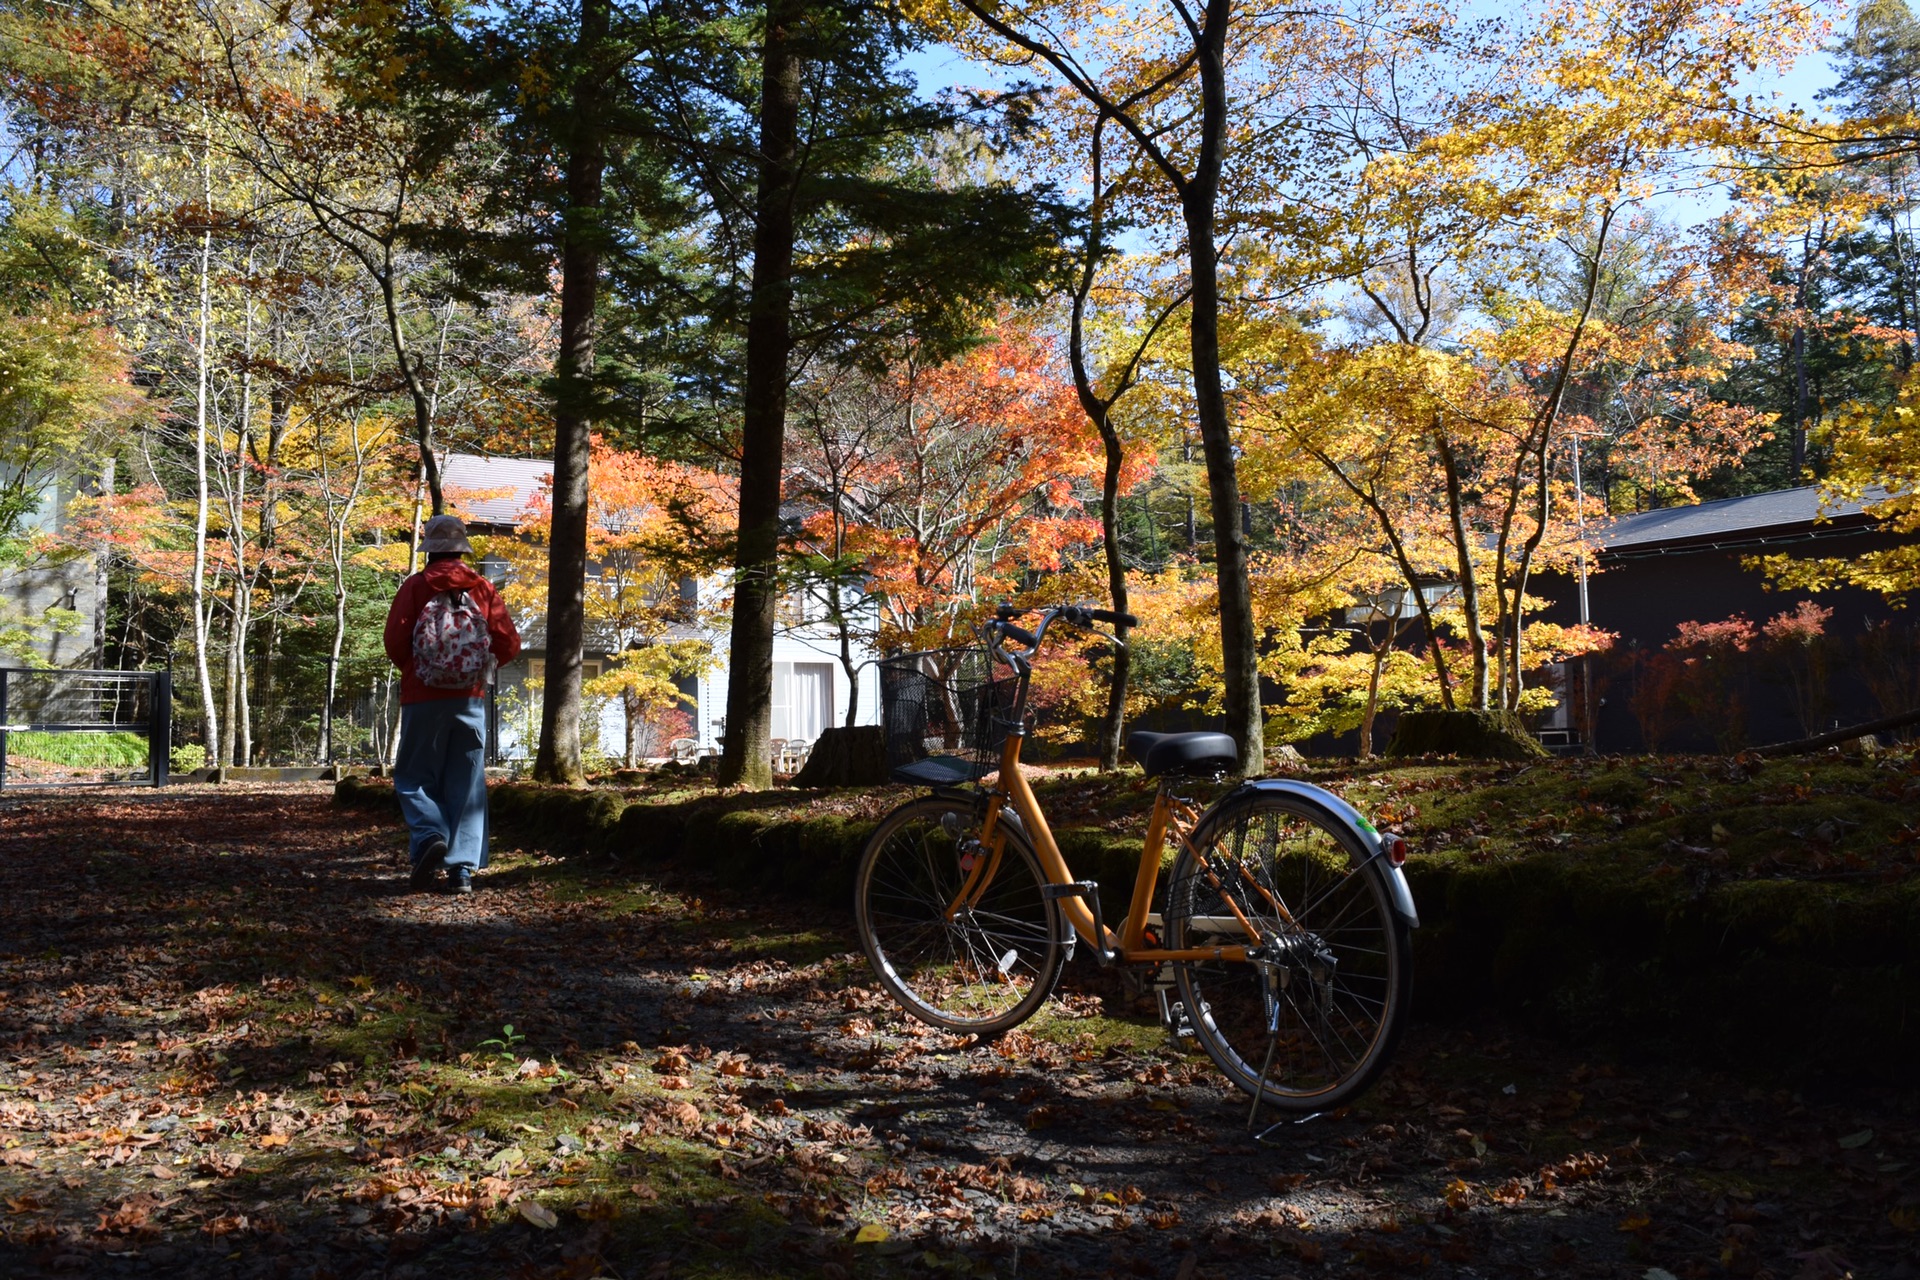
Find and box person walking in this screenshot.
[383,515,522,894]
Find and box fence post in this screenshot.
[151,668,171,787]
[487,681,499,765]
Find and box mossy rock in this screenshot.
[1385,709,1549,760]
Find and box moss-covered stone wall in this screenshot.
[336,754,1920,1081]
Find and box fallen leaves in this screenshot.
[198,1149,243,1178]
[5,783,1919,1280]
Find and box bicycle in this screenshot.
[852,603,1420,1121]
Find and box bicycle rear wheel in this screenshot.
[854,796,1065,1035]
[1165,792,1410,1112]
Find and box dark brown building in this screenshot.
[1537,485,1916,752]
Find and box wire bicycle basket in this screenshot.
[878,648,1022,787]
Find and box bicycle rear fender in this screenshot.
[1230,779,1420,928]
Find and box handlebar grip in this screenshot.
[996,603,1031,621]
[1000,622,1038,648]
[1091,608,1140,628]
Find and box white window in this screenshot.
[527,658,601,683]
[772,661,833,741]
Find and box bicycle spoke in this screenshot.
[1169,794,1410,1113]
[856,799,1062,1033]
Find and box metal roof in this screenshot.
[442,453,552,528]
[1597,485,1891,555]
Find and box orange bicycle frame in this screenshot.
[944,732,1256,965]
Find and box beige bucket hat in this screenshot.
[419,514,473,556]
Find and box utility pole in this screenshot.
[1572,434,1596,754]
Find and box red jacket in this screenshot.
[384,561,523,705]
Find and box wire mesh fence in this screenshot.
[0,668,169,789]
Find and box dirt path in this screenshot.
[0,786,1912,1279]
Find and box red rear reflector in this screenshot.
[1383,834,1407,866]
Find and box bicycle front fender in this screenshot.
[1230,778,1420,929]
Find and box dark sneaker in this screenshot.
[410,838,448,891]
[446,867,473,895]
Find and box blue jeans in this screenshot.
[394,698,490,871]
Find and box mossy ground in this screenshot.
[348,748,1920,1075]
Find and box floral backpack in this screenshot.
[412,588,493,689]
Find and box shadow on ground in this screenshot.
[0,785,1913,1279]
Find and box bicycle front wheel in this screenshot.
[1166,792,1411,1112]
[854,796,1065,1035]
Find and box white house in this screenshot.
[439,452,881,764]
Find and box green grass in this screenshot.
[7,728,148,769]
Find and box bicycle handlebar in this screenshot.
[984,602,1138,670]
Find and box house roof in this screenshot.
[442,453,552,528]
[1597,485,1892,558]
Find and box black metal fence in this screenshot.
[126,660,503,774]
[0,668,170,789]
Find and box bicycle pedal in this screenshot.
[1039,879,1100,902]
[1157,990,1197,1040]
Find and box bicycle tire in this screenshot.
[854,796,1066,1035]
[1165,791,1411,1112]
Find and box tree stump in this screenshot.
[791,726,889,787]
[1384,709,1548,761]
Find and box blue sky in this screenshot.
[898,15,1852,227]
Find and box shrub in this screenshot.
[1667,613,1756,752]
[1860,619,1920,737]
[1760,601,1833,738]
[1626,648,1686,752]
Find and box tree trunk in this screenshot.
[253,376,289,763]
[1065,118,1158,775]
[717,0,803,790]
[1095,447,1133,773]
[1184,0,1261,775]
[533,0,609,787]
[377,268,445,517]
[323,587,346,764]
[92,458,113,666]
[791,725,887,787]
[190,127,220,761]
[837,590,861,729]
[1358,610,1403,759]
[1790,323,1808,477]
[229,291,256,770]
[1887,195,1914,371]
[1435,429,1489,709]
[222,580,247,768]
[1789,224,1814,478]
